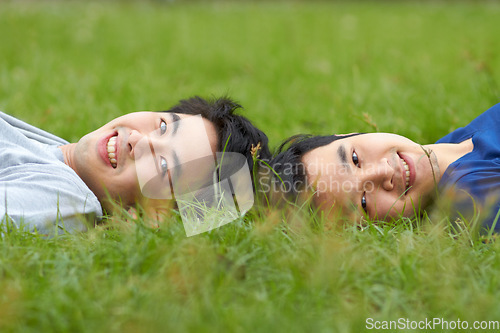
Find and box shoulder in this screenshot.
[1,162,101,209]
[1,163,102,234]
[438,162,500,232]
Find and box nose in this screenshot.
[360,158,393,192]
[129,130,166,160]
[128,129,143,159]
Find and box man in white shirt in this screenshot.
[1,96,270,236]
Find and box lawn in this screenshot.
[1,0,500,332]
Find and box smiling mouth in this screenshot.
[106,135,118,168]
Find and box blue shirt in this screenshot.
[436,103,500,232]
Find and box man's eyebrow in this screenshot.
[171,113,181,136]
[336,143,359,214]
[338,144,348,165]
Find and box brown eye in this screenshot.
[361,193,367,213]
[352,151,359,166]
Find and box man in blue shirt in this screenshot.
[269,104,500,233]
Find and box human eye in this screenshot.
[160,119,167,135]
[352,150,359,166]
[160,156,168,177]
[361,192,367,213]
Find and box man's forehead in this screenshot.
[174,113,218,149]
[304,140,348,173]
[303,144,332,169]
[304,149,361,219]
[170,114,216,163]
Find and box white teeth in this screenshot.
[107,135,117,168]
[401,158,410,190]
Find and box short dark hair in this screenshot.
[162,96,271,175]
[267,133,360,202]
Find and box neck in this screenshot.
[59,143,78,174]
[423,138,473,179]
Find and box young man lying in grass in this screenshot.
[0,96,271,236]
[269,103,500,233]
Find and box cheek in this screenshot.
[372,192,410,220]
[118,170,140,192]
[381,198,420,220]
[105,169,141,201]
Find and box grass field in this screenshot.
[1,1,500,332]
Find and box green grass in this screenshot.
[1,0,500,332]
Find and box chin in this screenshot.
[100,198,126,215]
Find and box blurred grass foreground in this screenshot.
[1,1,500,332]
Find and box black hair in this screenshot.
[162,96,271,175]
[266,133,360,202]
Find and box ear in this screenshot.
[126,206,161,228]
[127,207,138,219]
